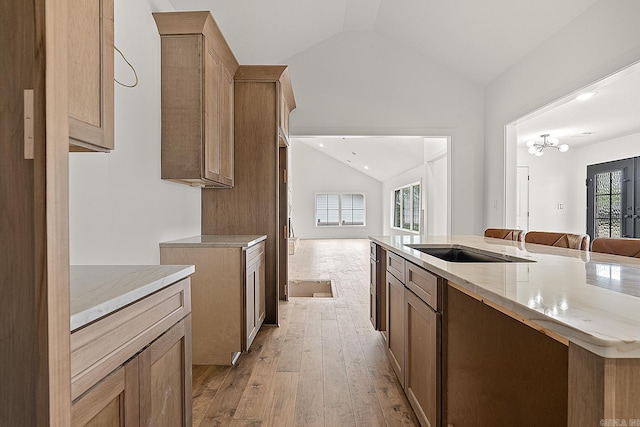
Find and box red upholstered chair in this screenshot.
[484,228,525,242]
[591,237,640,258]
[524,231,590,251]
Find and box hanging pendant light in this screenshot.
[526,134,569,156]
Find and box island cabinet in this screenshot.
[69,266,194,426]
[160,235,267,365]
[68,0,114,152]
[384,250,442,427]
[370,242,387,337]
[153,11,239,188]
[202,66,296,326]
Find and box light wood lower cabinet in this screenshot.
[70,279,192,427]
[160,240,266,365]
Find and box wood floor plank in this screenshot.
[294,334,324,426]
[192,365,231,426]
[199,331,270,426]
[264,372,299,427]
[322,318,356,426]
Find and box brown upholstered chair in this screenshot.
[591,237,640,258]
[524,231,590,251]
[484,228,525,242]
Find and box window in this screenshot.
[392,183,421,232]
[316,193,365,226]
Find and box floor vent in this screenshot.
[288,280,335,298]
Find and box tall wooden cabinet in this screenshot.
[153,12,238,187]
[68,0,114,152]
[202,66,296,325]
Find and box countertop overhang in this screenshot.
[371,235,640,358]
[70,264,195,332]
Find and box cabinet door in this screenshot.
[139,316,192,427]
[245,248,265,350]
[405,288,440,427]
[370,256,378,329]
[386,273,405,387]
[218,67,234,186]
[68,0,114,152]
[203,46,221,183]
[71,360,139,426]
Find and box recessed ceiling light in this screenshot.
[364,166,369,170]
[352,152,357,155]
[347,160,351,163]
[319,143,324,147]
[576,92,596,101]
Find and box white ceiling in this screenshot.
[169,0,597,85]
[294,136,448,182]
[515,61,640,149]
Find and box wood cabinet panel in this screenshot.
[139,316,192,427]
[160,241,266,365]
[405,288,440,427]
[386,273,405,387]
[68,0,114,152]
[154,12,238,187]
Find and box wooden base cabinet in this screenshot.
[72,316,192,426]
[370,242,386,337]
[160,239,266,365]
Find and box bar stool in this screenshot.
[524,231,590,251]
[484,228,525,242]
[591,237,640,258]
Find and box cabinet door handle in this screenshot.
[23,89,34,160]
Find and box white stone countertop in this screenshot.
[370,235,640,359]
[70,264,195,332]
[159,234,267,248]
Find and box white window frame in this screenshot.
[315,193,366,227]
[391,182,421,233]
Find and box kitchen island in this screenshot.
[371,235,640,427]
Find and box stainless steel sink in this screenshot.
[404,244,534,263]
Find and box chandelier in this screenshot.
[526,134,569,156]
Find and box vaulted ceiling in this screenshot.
[168,0,597,85]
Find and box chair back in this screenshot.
[484,228,524,242]
[525,231,590,251]
[591,237,640,258]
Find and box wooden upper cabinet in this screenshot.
[68,0,114,152]
[153,12,238,188]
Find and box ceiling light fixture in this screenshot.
[576,92,596,101]
[526,134,569,156]
[364,166,369,170]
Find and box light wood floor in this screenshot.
[192,239,418,426]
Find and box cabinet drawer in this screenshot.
[405,262,439,311]
[246,241,265,266]
[386,251,406,283]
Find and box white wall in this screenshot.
[289,140,382,239]
[69,0,201,265]
[518,132,640,234]
[517,148,580,233]
[485,0,640,229]
[285,31,484,235]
